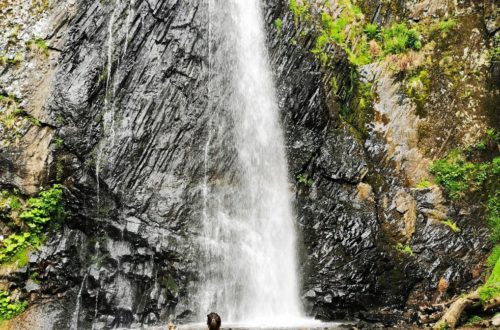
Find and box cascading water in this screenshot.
[197,0,303,325]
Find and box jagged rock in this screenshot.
[0,0,493,328]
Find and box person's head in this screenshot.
[207,312,221,330]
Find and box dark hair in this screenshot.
[207,312,221,329]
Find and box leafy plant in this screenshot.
[396,243,413,256]
[442,219,460,233]
[0,291,27,320]
[0,185,64,265]
[364,23,380,40]
[429,18,458,37]
[382,23,422,55]
[430,150,492,200]
[274,18,283,33]
[297,174,313,187]
[289,0,310,25]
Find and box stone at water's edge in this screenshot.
[0,0,493,328]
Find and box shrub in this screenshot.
[382,23,422,55]
[0,291,27,320]
[364,23,380,40]
[396,243,413,256]
[430,150,491,200]
[289,0,310,25]
[0,185,64,265]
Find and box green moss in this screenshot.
[406,70,430,114]
[488,246,500,268]
[340,80,373,137]
[479,254,500,302]
[289,0,310,26]
[396,243,413,256]
[0,291,27,320]
[27,38,49,57]
[442,219,460,233]
[274,18,284,34]
[465,315,483,325]
[429,18,458,37]
[161,275,179,294]
[416,180,433,189]
[487,192,500,243]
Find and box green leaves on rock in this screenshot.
[0,185,64,265]
[0,291,27,320]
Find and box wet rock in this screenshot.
[25,279,40,293]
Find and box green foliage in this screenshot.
[396,243,413,256]
[0,291,27,320]
[488,246,500,268]
[382,23,422,55]
[274,18,284,33]
[0,233,31,264]
[416,180,432,189]
[53,137,63,146]
[297,173,313,187]
[27,38,49,57]
[487,193,500,244]
[20,185,64,233]
[406,70,430,112]
[364,23,380,40]
[430,150,494,200]
[429,18,458,36]
[289,0,310,25]
[465,315,483,325]
[340,80,373,136]
[0,185,64,265]
[442,219,460,233]
[479,254,500,302]
[0,191,22,210]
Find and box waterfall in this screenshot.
[197,0,303,325]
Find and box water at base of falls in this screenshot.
[118,321,349,330]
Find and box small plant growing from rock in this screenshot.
[442,219,460,233]
[297,173,313,187]
[0,290,27,320]
[396,243,413,256]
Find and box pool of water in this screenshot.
[134,320,351,330]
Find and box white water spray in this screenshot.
[197,0,303,325]
[71,273,88,330]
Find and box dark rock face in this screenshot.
[0,0,491,328]
[9,0,211,328]
[264,0,490,324]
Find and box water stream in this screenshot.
[196,0,304,325]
